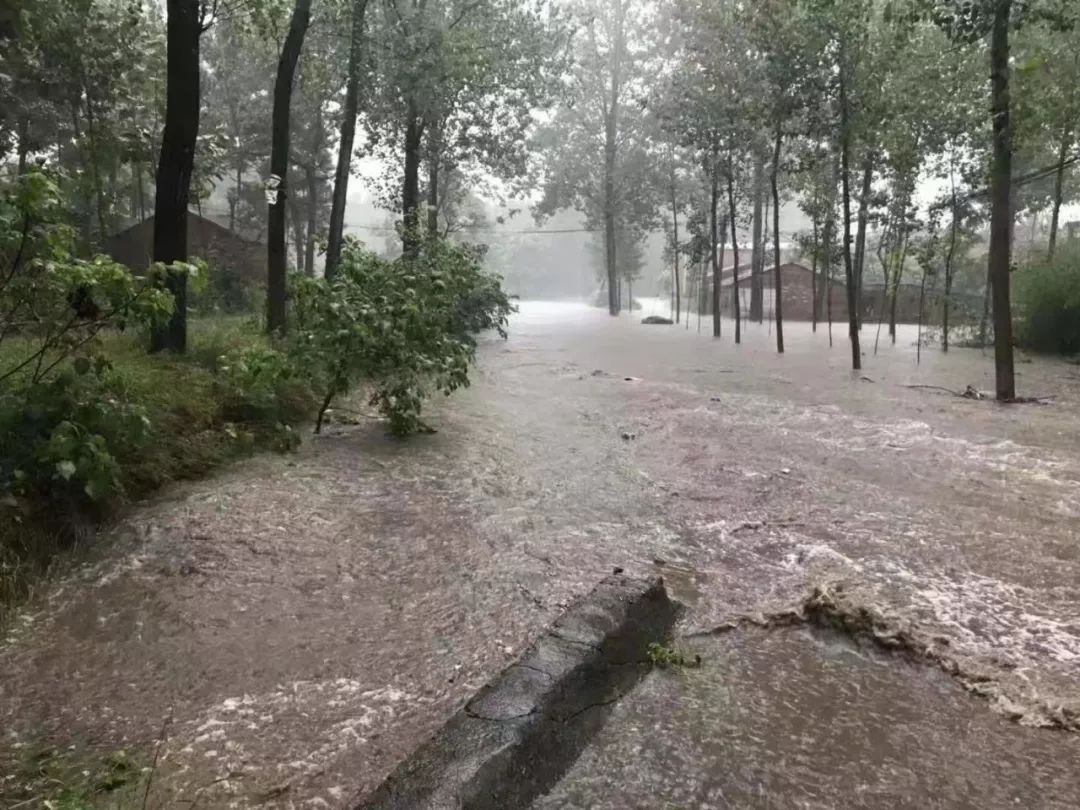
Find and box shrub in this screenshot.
[290,240,514,435]
[1015,247,1080,355]
[0,170,171,521]
[215,344,312,429]
[0,361,152,519]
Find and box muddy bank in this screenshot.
[2,303,1079,807]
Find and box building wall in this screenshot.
[104,213,265,286]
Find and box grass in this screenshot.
[647,641,702,670]
[0,315,315,625]
[4,739,152,810]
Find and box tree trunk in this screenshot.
[917,262,928,364]
[889,228,909,344]
[710,153,721,338]
[82,92,109,243]
[303,106,322,277]
[325,0,369,280]
[727,167,741,344]
[771,124,784,354]
[603,6,623,317]
[427,157,439,239]
[943,151,959,353]
[401,104,423,259]
[988,0,1015,400]
[229,161,240,232]
[853,151,873,329]
[811,210,819,332]
[671,186,681,324]
[289,186,305,271]
[149,0,201,355]
[750,153,765,322]
[267,0,311,335]
[16,115,29,176]
[1047,122,1071,260]
[838,64,861,370]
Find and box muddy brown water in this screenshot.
[533,627,1080,810]
[2,302,1079,808]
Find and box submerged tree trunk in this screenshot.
[838,65,861,370]
[727,168,741,344]
[150,0,201,355]
[1047,123,1071,260]
[942,149,959,353]
[671,184,681,324]
[811,210,819,333]
[889,228,909,344]
[267,0,312,334]
[750,153,765,322]
[988,0,1015,400]
[771,124,783,354]
[853,151,873,329]
[710,152,721,338]
[325,0,369,280]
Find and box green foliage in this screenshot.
[0,169,173,389]
[646,641,702,670]
[1015,247,1080,355]
[291,240,514,436]
[4,741,146,809]
[215,344,313,430]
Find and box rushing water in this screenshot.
[2,301,1079,807]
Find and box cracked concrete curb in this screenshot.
[357,574,680,810]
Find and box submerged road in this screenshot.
[2,301,1079,807]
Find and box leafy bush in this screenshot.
[215,344,312,434]
[1015,247,1080,355]
[0,169,171,521]
[290,240,514,435]
[0,170,173,389]
[0,362,151,516]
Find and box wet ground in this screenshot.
[2,301,1079,807]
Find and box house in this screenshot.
[716,262,928,324]
[105,212,265,287]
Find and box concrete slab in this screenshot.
[358,574,679,810]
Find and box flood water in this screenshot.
[2,301,1079,807]
[534,627,1080,809]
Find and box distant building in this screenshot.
[717,262,928,324]
[105,212,265,287]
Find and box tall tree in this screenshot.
[267,0,312,335]
[150,0,204,354]
[534,0,651,315]
[325,0,370,280]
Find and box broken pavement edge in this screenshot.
[356,574,680,810]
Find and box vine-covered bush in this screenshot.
[290,240,514,435]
